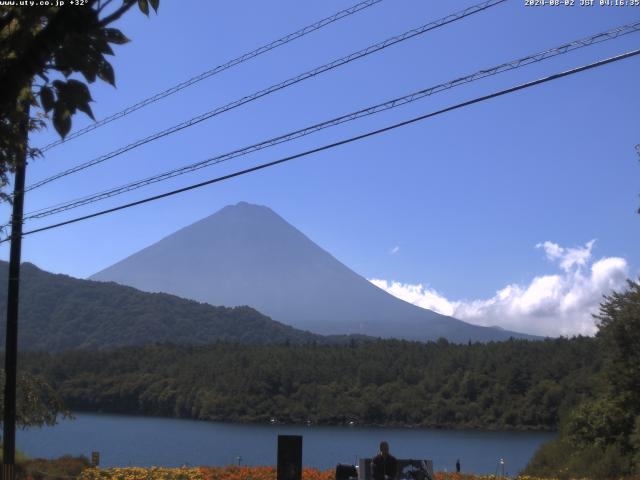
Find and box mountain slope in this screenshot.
[0,261,326,351]
[91,202,537,342]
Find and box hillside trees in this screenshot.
[19,337,601,431]
[525,280,640,478]
[0,262,325,350]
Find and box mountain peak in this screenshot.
[225,201,269,211]
[235,201,260,208]
[206,201,282,224]
[91,204,538,342]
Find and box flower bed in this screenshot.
[79,466,334,480]
[75,466,590,480]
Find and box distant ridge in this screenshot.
[91,202,538,342]
[0,261,329,351]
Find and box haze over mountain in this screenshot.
[92,202,537,342]
[0,261,327,351]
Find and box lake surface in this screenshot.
[17,413,554,475]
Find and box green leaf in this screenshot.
[138,0,149,15]
[77,103,95,121]
[149,0,159,12]
[52,106,72,138]
[76,46,104,84]
[93,36,114,55]
[40,86,54,112]
[103,28,130,45]
[97,60,115,86]
[56,80,94,120]
[54,44,88,78]
[65,79,93,105]
[79,63,98,83]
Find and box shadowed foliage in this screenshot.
[0,0,158,199]
[524,280,640,478]
[20,336,600,430]
[0,261,329,350]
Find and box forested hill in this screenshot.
[21,337,602,431]
[0,261,328,350]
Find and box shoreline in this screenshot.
[53,409,558,433]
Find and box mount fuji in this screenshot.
[91,202,537,342]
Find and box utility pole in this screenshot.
[2,94,30,480]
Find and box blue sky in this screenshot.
[2,0,639,336]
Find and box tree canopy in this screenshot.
[0,0,159,431]
[524,279,640,478]
[0,0,158,198]
[0,370,68,429]
[20,336,600,431]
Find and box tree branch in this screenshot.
[98,0,137,27]
[98,0,116,14]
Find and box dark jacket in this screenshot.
[372,454,398,480]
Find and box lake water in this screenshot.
[17,413,554,475]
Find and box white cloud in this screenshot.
[389,245,400,255]
[370,240,629,337]
[370,279,456,316]
[536,240,595,272]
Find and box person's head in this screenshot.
[379,441,390,457]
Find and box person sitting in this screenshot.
[372,441,398,480]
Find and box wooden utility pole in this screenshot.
[2,96,30,480]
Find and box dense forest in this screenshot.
[0,262,335,349]
[20,336,601,431]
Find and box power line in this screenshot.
[36,0,385,152]
[5,47,638,243]
[27,0,505,191]
[20,21,640,221]
[23,0,506,193]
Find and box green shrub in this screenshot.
[17,455,91,480]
